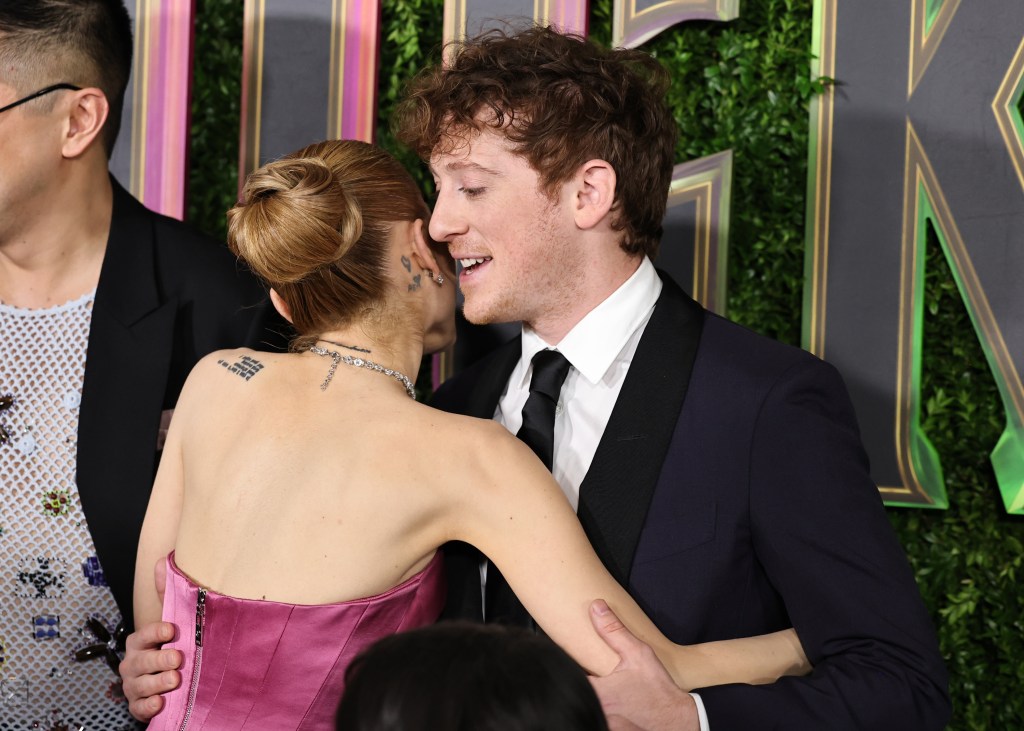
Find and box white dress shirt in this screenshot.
[496,256,661,509]
[491,257,711,729]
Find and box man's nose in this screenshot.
[428,190,465,242]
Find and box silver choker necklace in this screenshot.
[308,343,416,399]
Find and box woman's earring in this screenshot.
[427,269,444,286]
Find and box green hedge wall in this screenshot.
[185,1,1023,727]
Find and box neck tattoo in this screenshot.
[308,342,416,399]
[319,338,371,354]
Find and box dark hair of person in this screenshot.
[335,621,609,731]
[393,25,678,259]
[0,0,133,156]
[227,139,431,351]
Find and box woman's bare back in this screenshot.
[167,348,489,605]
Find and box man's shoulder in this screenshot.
[110,184,262,296]
[651,271,821,377]
[147,207,217,252]
[679,312,854,424]
[102,182,286,350]
[697,311,828,378]
[145,209,241,275]
[110,179,209,250]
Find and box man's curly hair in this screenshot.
[393,26,678,258]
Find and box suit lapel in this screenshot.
[577,273,704,586]
[77,181,177,620]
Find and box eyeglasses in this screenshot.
[0,83,82,115]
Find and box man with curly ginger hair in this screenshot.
[397,26,949,731]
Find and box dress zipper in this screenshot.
[178,588,207,731]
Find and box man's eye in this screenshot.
[460,187,485,197]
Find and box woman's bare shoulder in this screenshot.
[174,348,288,418]
[417,406,520,448]
[200,348,280,381]
[188,348,298,388]
[417,406,548,489]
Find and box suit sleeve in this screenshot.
[696,358,951,730]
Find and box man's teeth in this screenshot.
[459,257,491,269]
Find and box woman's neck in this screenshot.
[312,322,424,385]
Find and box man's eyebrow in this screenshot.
[430,160,504,176]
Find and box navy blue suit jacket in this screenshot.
[432,272,950,730]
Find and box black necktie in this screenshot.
[516,350,572,469]
[486,349,572,626]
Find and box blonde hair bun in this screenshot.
[226,139,431,345]
[228,156,363,284]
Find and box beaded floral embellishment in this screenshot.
[41,488,72,517]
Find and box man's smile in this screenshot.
[457,256,493,278]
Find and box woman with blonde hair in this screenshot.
[134,139,808,728]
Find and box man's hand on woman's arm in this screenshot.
[120,620,182,721]
[121,557,181,721]
[589,600,700,731]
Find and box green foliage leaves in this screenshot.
[376,0,444,193]
[591,0,821,344]
[893,225,1024,729]
[185,0,244,242]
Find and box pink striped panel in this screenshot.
[546,0,587,35]
[336,0,381,142]
[129,0,195,220]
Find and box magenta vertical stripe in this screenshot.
[135,1,193,220]
[549,0,587,35]
[340,0,379,142]
[341,0,362,140]
[143,6,168,212]
[168,1,190,218]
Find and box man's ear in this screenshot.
[62,88,109,159]
[572,159,616,231]
[269,288,294,324]
[408,218,441,274]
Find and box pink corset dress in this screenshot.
[147,551,446,729]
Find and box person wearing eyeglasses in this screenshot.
[0,2,281,726]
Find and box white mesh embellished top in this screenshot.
[0,290,137,729]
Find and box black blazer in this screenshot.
[76,180,286,626]
[432,272,950,730]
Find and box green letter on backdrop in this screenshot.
[806,0,1024,511]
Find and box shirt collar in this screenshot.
[518,257,662,386]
